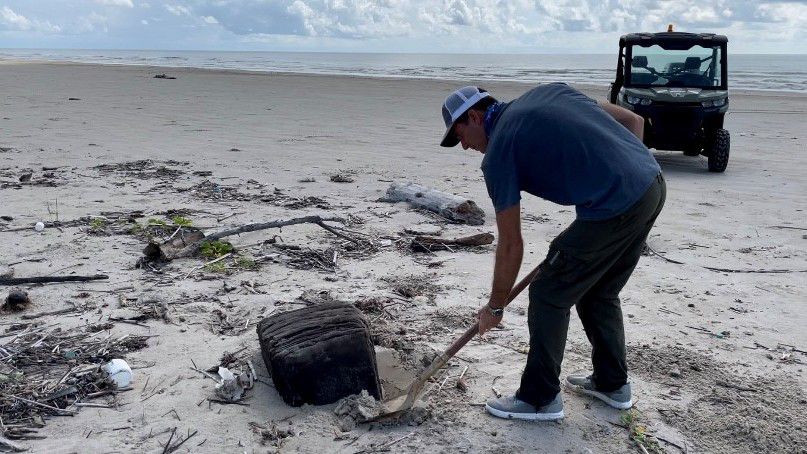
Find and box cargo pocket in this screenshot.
[538,248,591,284]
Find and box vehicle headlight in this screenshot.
[702,98,727,108]
[626,95,652,106]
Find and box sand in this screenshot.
[0,61,805,453]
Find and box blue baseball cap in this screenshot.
[440,86,490,147]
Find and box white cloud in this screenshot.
[77,12,109,33]
[279,0,412,38]
[0,6,31,30]
[165,4,191,16]
[0,6,61,33]
[95,0,134,7]
[0,0,805,52]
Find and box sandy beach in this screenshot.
[0,61,805,453]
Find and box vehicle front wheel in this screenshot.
[705,129,730,172]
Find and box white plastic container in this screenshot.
[103,359,133,388]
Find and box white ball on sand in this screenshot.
[103,359,133,388]
[34,222,45,232]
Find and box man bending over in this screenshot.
[439,83,665,420]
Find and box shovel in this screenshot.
[369,263,542,421]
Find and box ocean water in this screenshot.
[1,49,805,93]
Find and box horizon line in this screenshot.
[1,47,806,57]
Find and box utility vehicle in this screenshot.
[609,29,730,172]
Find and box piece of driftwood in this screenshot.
[0,274,108,286]
[384,182,485,225]
[142,228,205,261]
[143,215,344,260]
[411,233,494,252]
[20,307,77,320]
[0,436,26,452]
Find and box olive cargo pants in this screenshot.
[516,173,666,407]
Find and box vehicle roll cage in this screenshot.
[610,32,728,103]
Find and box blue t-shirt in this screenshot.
[481,83,661,220]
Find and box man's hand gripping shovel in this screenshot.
[366,263,542,422]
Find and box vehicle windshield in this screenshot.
[628,44,723,89]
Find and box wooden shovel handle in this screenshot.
[392,263,543,414]
[442,263,541,359]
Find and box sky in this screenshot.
[0,1,805,53]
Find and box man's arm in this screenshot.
[478,204,523,335]
[598,101,645,141]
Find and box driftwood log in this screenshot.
[0,436,26,452]
[384,182,485,225]
[143,215,345,260]
[411,233,495,252]
[0,274,109,286]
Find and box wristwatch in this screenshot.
[486,304,504,317]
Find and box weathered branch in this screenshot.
[411,233,494,252]
[0,436,27,452]
[148,215,345,260]
[0,274,109,286]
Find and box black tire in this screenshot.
[706,129,730,172]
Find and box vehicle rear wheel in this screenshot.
[705,129,730,172]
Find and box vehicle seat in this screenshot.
[631,56,648,68]
[684,57,702,73]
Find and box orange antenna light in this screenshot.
[667,24,674,32]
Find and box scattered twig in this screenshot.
[184,253,232,279]
[21,307,78,320]
[643,246,684,265]
[380,432,415,450]
[190,366,220,383]
[9,396,76,415]
[207,398,249,406]
[658,307,681,317]
[72,402,112,409]
[768,225,807,231]
[704,266,807,274]
[355,431,415,453]
[217,212,244,223]
[162,409,181,421]
[165,429,198,454]
[161,427,177,454]
[315,221,360,245]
